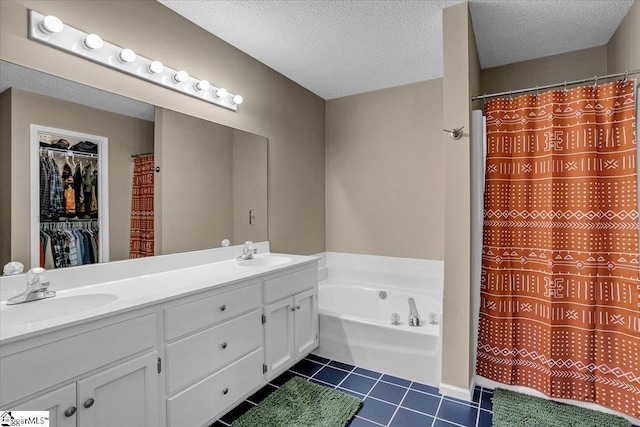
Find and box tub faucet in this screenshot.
[237,241,258,261]
[408,297,421,327]
[7,267,56,305]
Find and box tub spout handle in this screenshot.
[408,297,421,327]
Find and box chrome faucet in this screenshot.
[408,297,421,327]
[7,267,56,305]
[237,241,258,261]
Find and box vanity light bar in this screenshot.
[28,10,243,112]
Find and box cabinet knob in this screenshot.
[222,387,229,395]
[296,305,301,310]
[221,342,228,349]
[64,407,77,417]
[220,304,226,311]
[83,398,95,409]
[291,306,295,311]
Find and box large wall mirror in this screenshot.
[0,60,268,270]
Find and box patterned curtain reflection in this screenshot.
[130,154,154,258]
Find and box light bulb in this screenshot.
[83,34,103,50]
[39,15,64,34]
[195,80,210,91]
[119,48,136,63]
[232,94,243,105]
[215,88,228,98]
[148,61,164,74]
[173,70,189,83]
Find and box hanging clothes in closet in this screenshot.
[38,141,102,269]
[40,148,98,219]
[39,224,99,269]
[39,155,64,220]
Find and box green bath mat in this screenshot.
[492,388,631,427]
[231,377,362,427]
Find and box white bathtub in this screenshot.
[316,278,442,387]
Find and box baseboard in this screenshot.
[439,379,475,402]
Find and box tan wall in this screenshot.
[607,0,640,73]
[0,90,12,266]
[480,45,607,98]
[440,2,480,392]
[2,88,154,266]
[467,5,482,380]
[232,130,268,246]
[0,0,325,255]
[155,108,233,255]
[325,80,444,260]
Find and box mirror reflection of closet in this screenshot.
[31,124,109,269]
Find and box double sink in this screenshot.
[0,254,293,333]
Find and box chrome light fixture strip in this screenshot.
[28,10,242,112]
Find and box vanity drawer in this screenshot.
[0,314,156,406]
[165,309,262,394]
[165,282,261,341]
[264,266,317,304]
[167,347,264,427]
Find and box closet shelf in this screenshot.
[39,146,98,159]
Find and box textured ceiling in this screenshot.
[469,0,633,69]
[158,0,633,100]
[0,61,155,121]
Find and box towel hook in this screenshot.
[563,81,568,95]
[593,75,598,89]
[443,126,464,140]
[622,71,629,87]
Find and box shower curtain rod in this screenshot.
[472,69,639,102]
[131,152,154,158]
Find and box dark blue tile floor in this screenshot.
[211,354,493,427]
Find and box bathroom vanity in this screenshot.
[0,250,319,427]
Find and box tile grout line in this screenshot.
[430,395,444,427]
[351,367,387,426]
[332,364,356,390]
[307,358,349,384]
[353,415,386,427]
[309,356,427,390]
[474,394,482,427]
[474,386,485,427]
[434,416,467,427]
[386,380,414,426]
[392,399,441,419]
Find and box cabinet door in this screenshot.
[264,297,294,380]
[294,288,319,359]
[76,352,158,427]
[10,383,76,427]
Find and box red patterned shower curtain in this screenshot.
[476,80,639,418]
[130,154,155,258]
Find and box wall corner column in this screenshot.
[440,1,481,400]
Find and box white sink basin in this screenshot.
[239,256,293,267]
[1,293,118,327]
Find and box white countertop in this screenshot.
[0,252,317,344]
